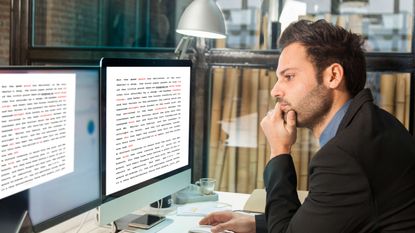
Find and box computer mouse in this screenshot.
[188,225,211,233]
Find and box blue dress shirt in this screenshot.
[319,99,352,147]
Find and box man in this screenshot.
[200,19,415,232]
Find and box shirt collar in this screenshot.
[319,99,352,147]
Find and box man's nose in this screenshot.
[270,81,282,97]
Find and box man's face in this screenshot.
[273,42,333,129]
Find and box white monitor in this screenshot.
[98,58,193,225]
[0,67,101,232]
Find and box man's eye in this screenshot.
[285,74,294,80]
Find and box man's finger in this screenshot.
[273,102,282,119]
[199,214,213,225]
[286,110,296,126]
[211,221,232,233]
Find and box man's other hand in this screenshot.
[199,211,256,233]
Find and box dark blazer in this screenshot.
[257,89,415,232]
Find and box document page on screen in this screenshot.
[0,73,76,199]
[105,66,190,195]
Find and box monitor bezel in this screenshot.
[99,58,194,202]
[0,66,102,232]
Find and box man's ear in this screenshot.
[324,63,344,89]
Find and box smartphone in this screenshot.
[128,214,165,229]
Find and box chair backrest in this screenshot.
[243,189,309,213]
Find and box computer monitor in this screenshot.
[99,58,193,226]
[0,67,101,232]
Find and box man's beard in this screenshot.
[282,84,333,129]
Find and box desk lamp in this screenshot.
[175,0,227,59]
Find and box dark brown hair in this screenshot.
[278,19,366,97]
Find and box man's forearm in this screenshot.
[264,154,301,233]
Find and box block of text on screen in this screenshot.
[0,73,76,199]
[106,66,190,195]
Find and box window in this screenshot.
[207,68,411,192]
[32,0,188,48]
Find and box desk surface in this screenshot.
[41,192,251,233]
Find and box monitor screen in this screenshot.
[0,71,76,199]
[99,58,193,225]
[0,67,100,232]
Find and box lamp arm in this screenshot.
[175,36,194,59]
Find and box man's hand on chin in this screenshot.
[260,103,297,159]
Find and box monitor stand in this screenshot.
[16,211,35,233]
[0,193,32,233]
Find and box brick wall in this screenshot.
[0,0,10,65]
[35,0,99,46]
[0,0,100,65]
[0,0,176,65]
